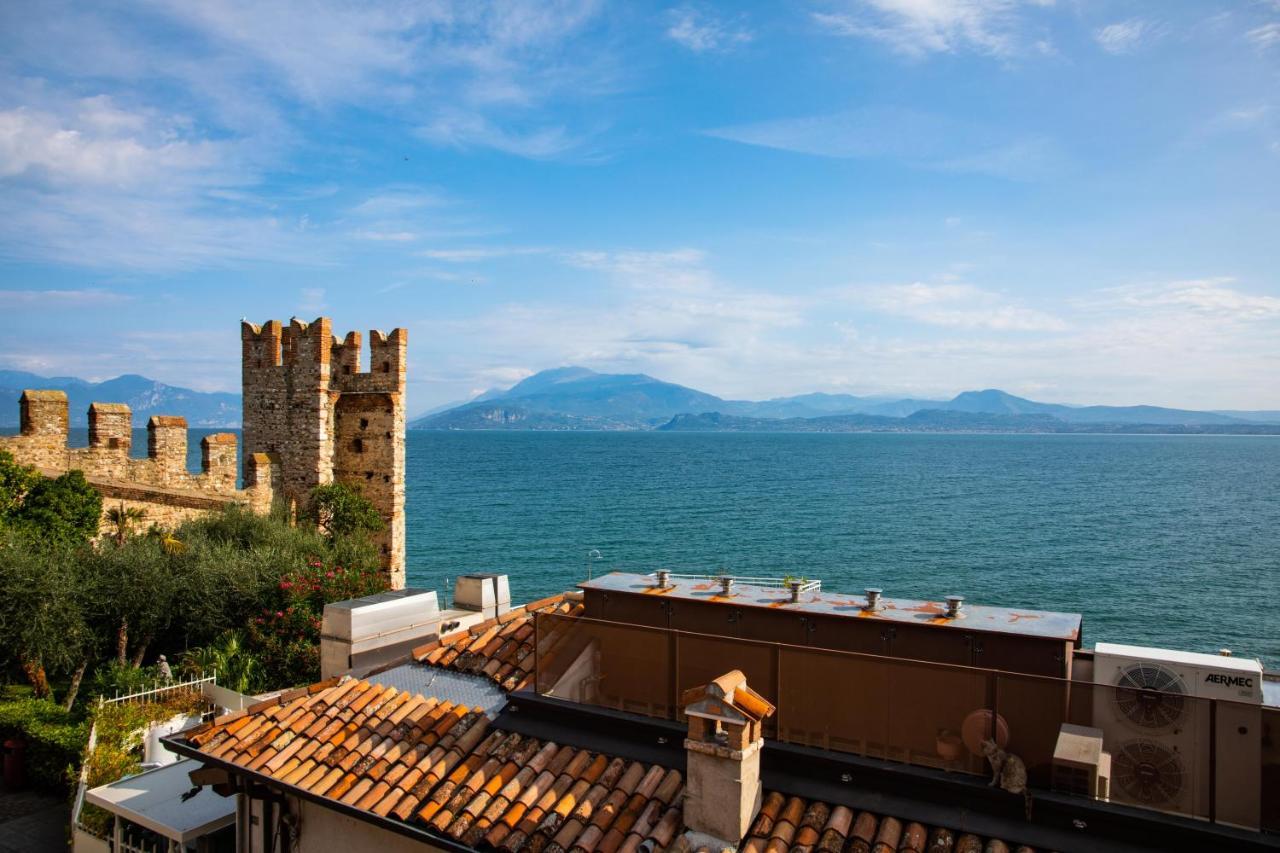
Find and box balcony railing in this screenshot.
[533,611,1280,832]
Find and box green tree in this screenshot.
[0,530,96,703]
[14,470,102,545]
[90,537,178,668]
[303,483,384,541]
[104,503,147,547]
[181,632,258,694]
[0,450,39,520]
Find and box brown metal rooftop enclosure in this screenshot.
[578,572,1083,678]
[532,572,1279,834]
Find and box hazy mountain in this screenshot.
[416,404,633,431]
[412,367,1274,431]
[660,410,1280,435]
[0,370,241,428]
[1210,410,1280,424]
[413,368,727,429]
[946,389,1250,425]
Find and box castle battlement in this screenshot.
[242,317,407,587]
[0,390,276,533]
[4,316,405,587]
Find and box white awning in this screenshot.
[86,759,235,843]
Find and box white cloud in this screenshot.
[704,108,1066,180]
[417,112,581,160]
[1094,19,1157,55]
[0,100,228,188]
[1103,278,1280,320]
[0,1,614,268]
[1247,22,1280,49]
[418,247,546,263]
[859,281,1069,331]
[299,287,327,314]
[349,192,445,218]
[813,0,1055,59]
[666,5,753,53]
[0,288,131,308]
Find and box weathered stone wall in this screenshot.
[4,316,405,585]
[242,318,407,588]
[0,391,274,537]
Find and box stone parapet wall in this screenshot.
[5,315,404,587]
[1,390,275,536]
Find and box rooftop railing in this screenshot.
[533,611,1279,833]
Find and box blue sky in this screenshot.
[1,0,1278,414]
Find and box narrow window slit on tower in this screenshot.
[352,438,364,453]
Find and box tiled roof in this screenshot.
[741,791,1036,853]
[182,676,1038,853]
[411,594,584,692]
[182,676,686,853]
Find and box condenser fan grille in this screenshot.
[1114,739,1186,806]
[1113,662,1186,729]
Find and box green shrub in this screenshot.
[0,696,88,791]
[89,664,162,701]
[78,690,206,837]
[302,483,384,541]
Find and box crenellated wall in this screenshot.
[3,316,404,586]
[0,391,275,536]
[242,318,407,587]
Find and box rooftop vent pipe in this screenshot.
[945,594,965,619]
[864,588,883,611]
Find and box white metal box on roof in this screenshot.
[321,588,441,679]
[322,587,440,643]
[1091,641,1262,829]
[1093,642,1262,702]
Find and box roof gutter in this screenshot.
[161,733,480,853]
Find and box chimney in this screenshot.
[453,573,512,620]
[681,670,776,847]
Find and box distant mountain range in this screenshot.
[412,367,1280,434]
[0,370,241,428]
[4,366,1277,435]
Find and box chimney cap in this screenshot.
[681,670,776,723]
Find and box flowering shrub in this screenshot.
[244,558,388,689]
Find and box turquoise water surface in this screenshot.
[22,427,1279,667]
[404,432,1280,668]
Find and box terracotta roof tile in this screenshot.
[411,594,585,692]
[740,797,1036,853]
[184,671,1036,853]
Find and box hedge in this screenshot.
[0,695,88,792]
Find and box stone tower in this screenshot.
[241,317,407,588]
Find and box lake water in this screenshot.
[17,427,1279,667]
[404,432,1280,668]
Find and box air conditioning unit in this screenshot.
[1092,643,1262,829]
[1052,723,1111,801]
